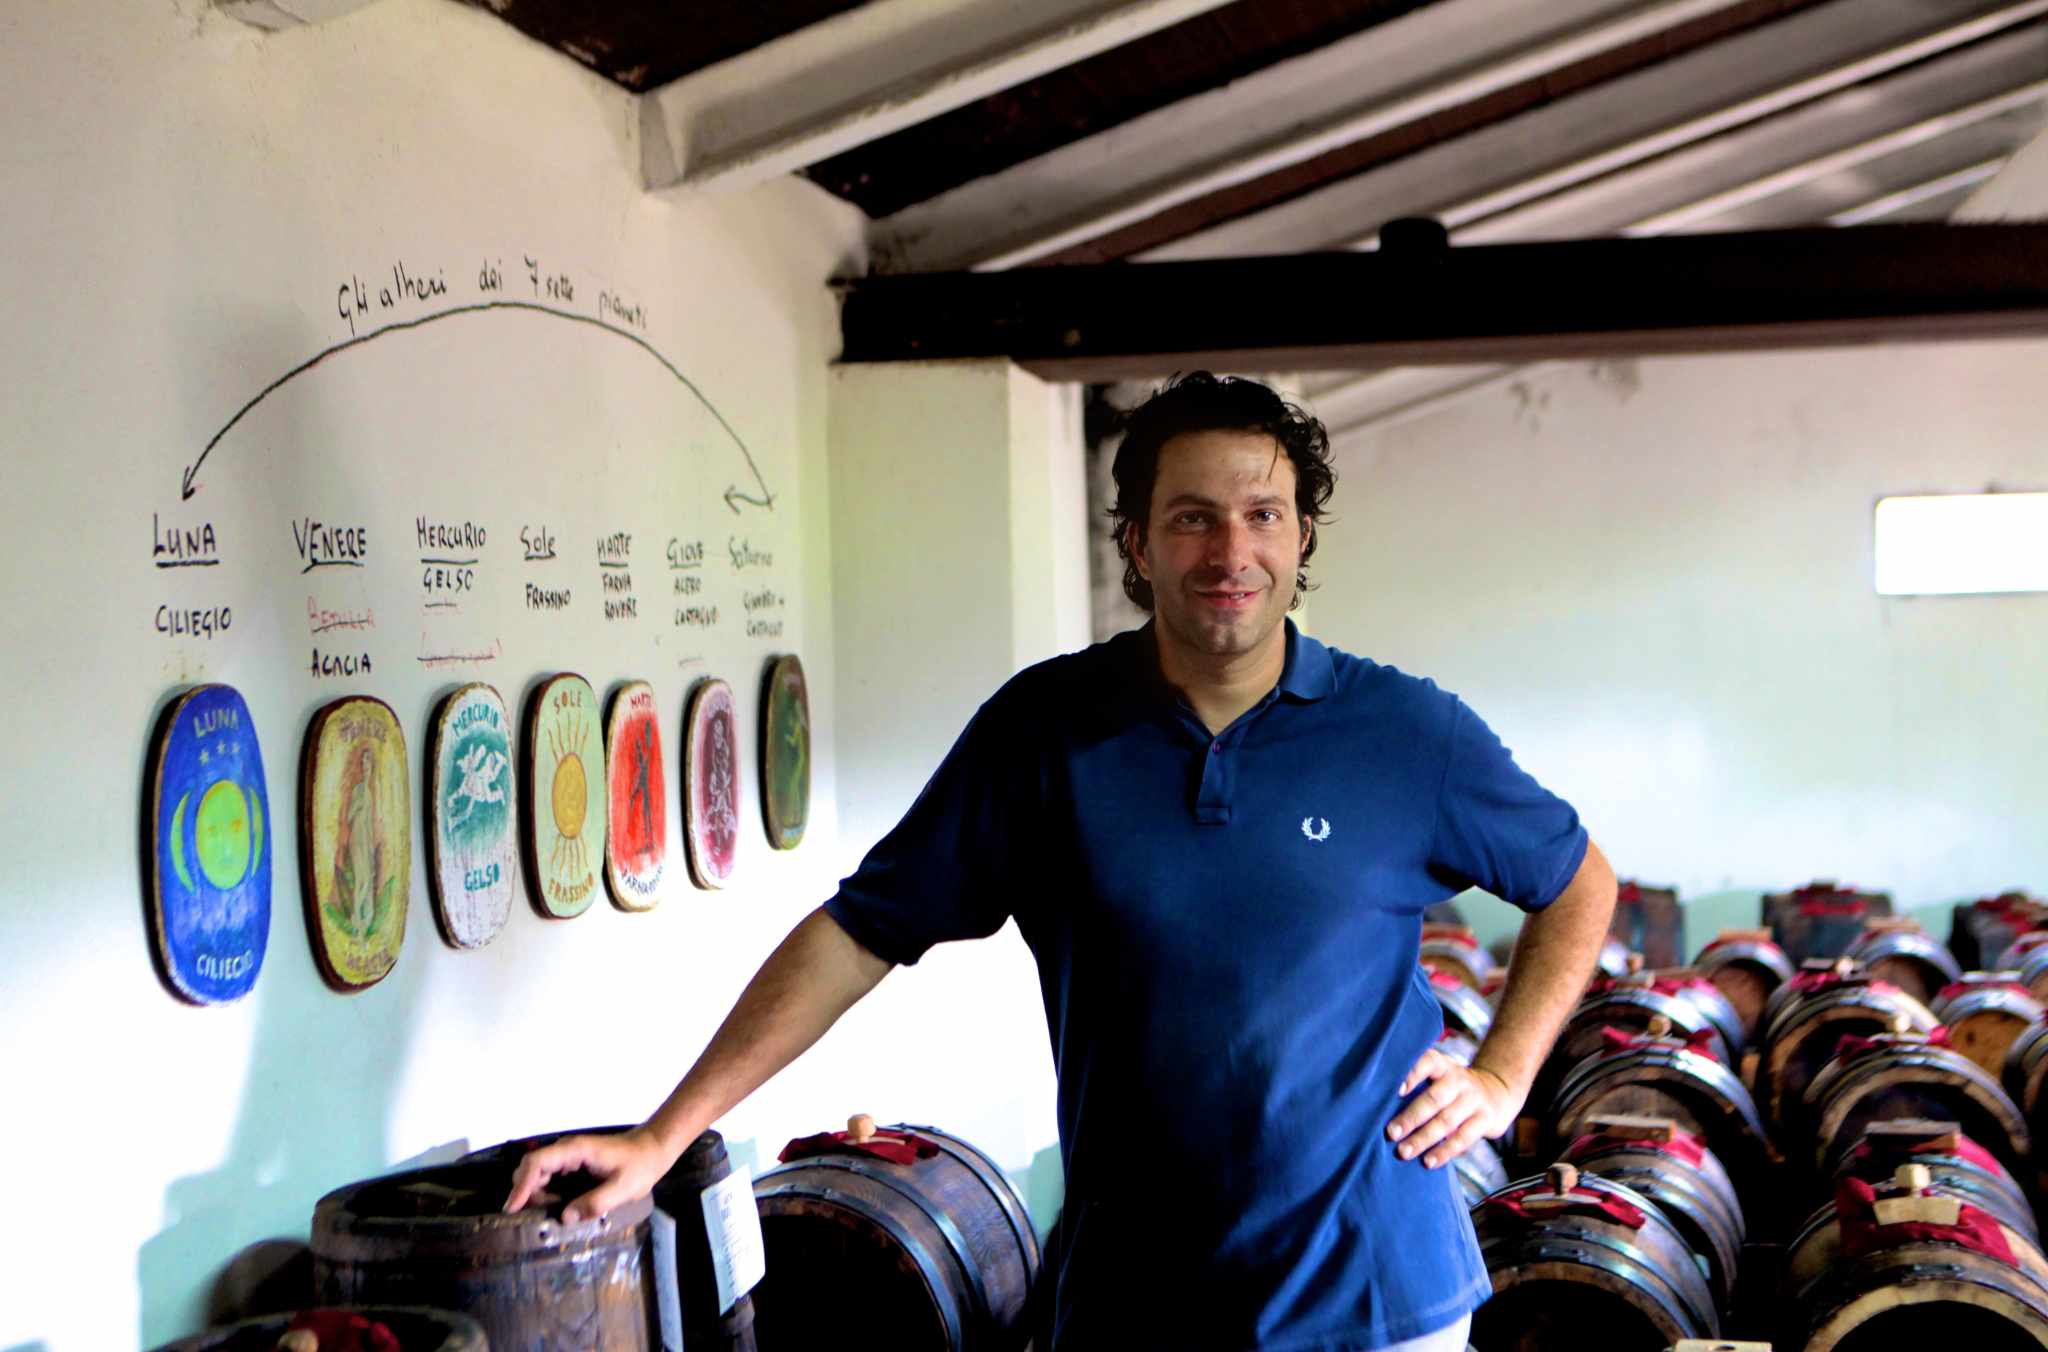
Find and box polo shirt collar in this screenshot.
[1277,620,1335,703]
[1120,618,1334,706]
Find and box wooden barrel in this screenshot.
[1834,1121,2037,1243]
[1558,1118,1745,1316]
[1780,1164,2048,1351]
[1845,923,1963,1006]
[1951,893,2048,972]
[1692,930,1794,1044]
[152,1308,487,1352]
[1548,1034,1773,1203]
[1421,923,1498,991]
[1472,1164,1720,1349]
[1428,967,1495,1041]
[1995,929,2048,973]
[1802,1025,2030,1178]
[312,1159,657,1352]
[752,1120,1039,1352]
[2002,1015,2048,1124]
[2019,945,2048,1002]
[1764,883,1891,963]
[1755,970,1936,1137]
[1931,978,2045,1081]
[650,1132,759,1352]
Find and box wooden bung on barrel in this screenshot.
[312,1155,658,1351]
[1835,1119,2037,1243]
[752,1115,1039,1352]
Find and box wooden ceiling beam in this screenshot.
[837,223,2048,380]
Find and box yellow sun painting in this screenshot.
[523,673,605,919]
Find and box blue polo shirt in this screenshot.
[825,621,1587,1351]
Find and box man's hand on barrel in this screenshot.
[503,1127,670,1223]
[1386,1049,1524,1169]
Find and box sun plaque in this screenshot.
[523,673,605,919]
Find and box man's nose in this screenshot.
[1206,517,1253,571]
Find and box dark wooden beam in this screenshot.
[836,223,2048,381]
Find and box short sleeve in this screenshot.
[823,702,1025,966]
[1426,698,1588,913]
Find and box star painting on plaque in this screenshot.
[760,654,810,851]
[426,683,516,948]
[682,678,739,889]
[148,684,271,1004]
[300,696,410,992]
[523,673,606,919]
[604,680,667,911]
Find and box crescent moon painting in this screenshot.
[760,654,810,851]
[300,695,411,991]
[604,680,666,912]
[148,684,271,1004]
[523,673,605,919]
[682,678,739,889]
[426,683,516,949]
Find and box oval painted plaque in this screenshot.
[760,654,810,851]
[426,683,516,948]
[604,680,667,912]
[523,673,605,919]
[682,678,739,889]
[148,684,271,1004]
[300,695,410,992]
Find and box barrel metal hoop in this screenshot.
[892,1123,1043,1277]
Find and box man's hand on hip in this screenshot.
[1385,1049,1524,1170]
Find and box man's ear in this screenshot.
[1301,517,1315,553]
[1127,520,1151,580]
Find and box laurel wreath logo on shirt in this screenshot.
[1300,816,1331,842]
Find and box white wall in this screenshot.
[0,2,920,1347]
[822,362,1087,1225]
[1305,339,2048,956]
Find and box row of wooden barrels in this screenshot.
[157,1121,1043,1352]
[1421,918,2048,1349]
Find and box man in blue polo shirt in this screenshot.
[509,373,1617,1350]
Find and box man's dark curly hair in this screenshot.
[1109,372,1337,611]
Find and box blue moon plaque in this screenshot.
[149,684,271,1004]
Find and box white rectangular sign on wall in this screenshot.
[1874,491,2048,595]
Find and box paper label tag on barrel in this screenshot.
[523,673,606,918]
[760,654,809,851]
[426,683,516,949]
[700,1166,767,1315]
[604,680,666,911]
[301,696,410,991]
[651,1207,685,1351]
[683,678,739,889]
[149,684,271,1004]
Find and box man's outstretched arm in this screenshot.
[504,905,894,1222]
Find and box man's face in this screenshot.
[1132,428,1308,665]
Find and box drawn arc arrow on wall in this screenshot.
[181,301,777,514]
